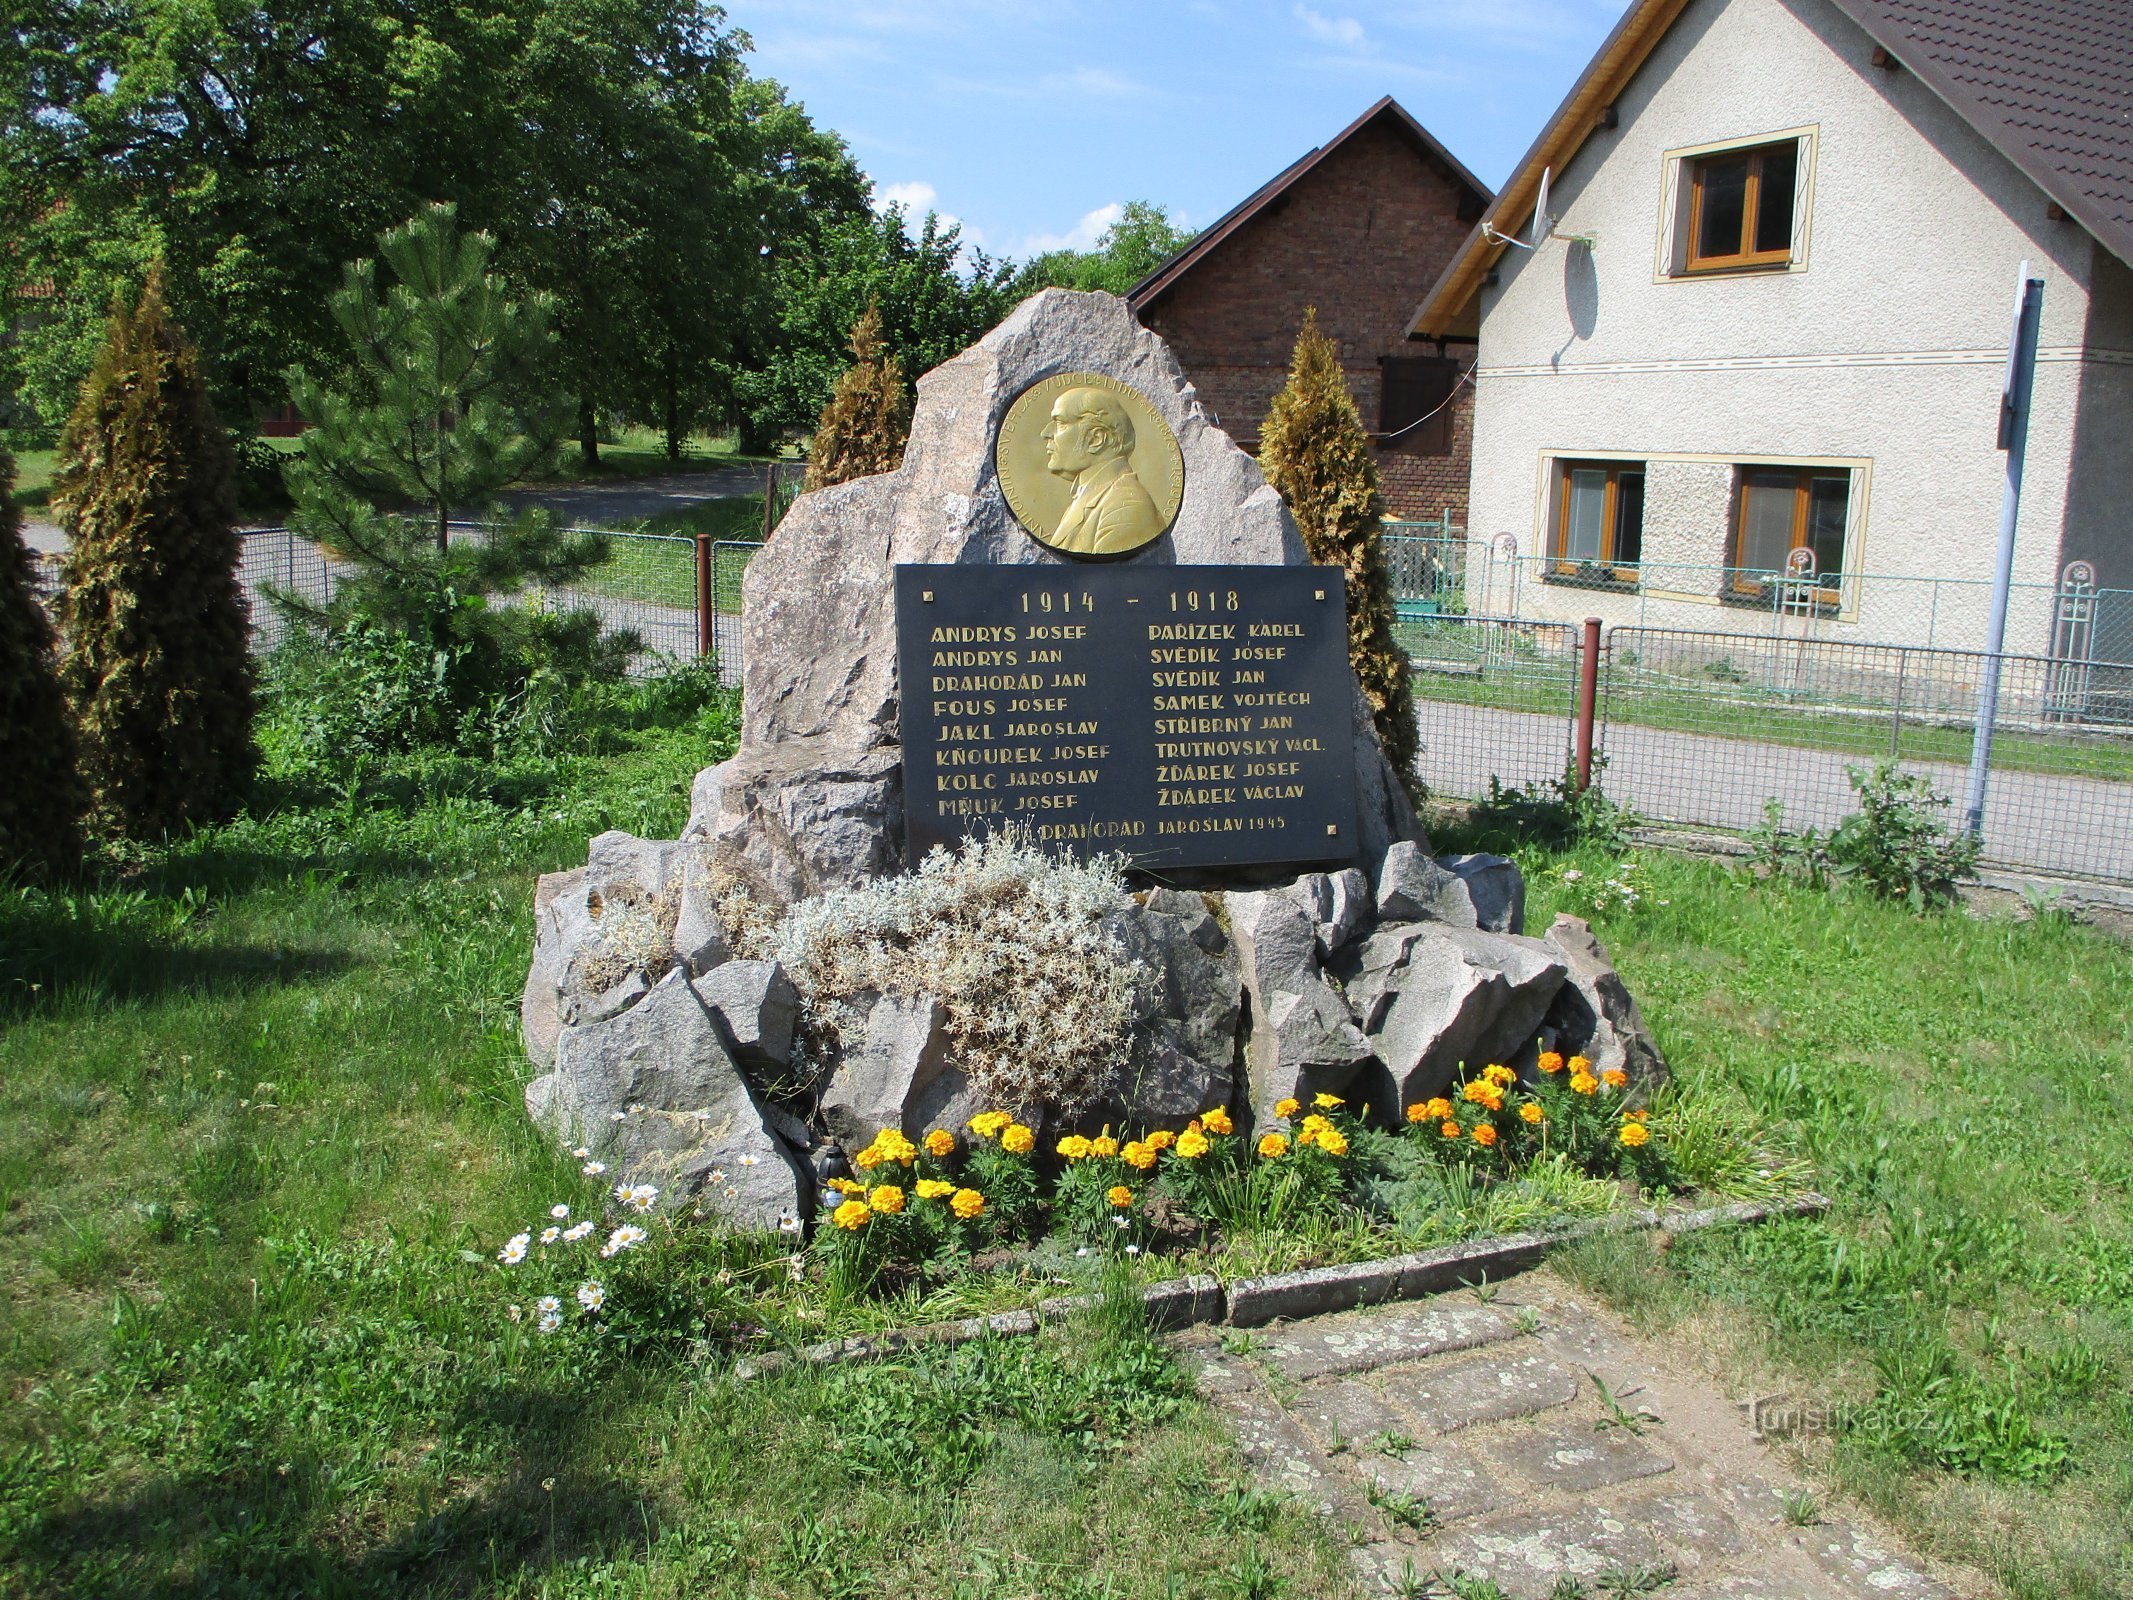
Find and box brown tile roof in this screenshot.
[1408,0,2133,338]
[1128,96,1491,309]
[1825,0,2133,269]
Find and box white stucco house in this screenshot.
[1409,0,2133,660]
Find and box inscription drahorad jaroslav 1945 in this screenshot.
[895,564,1360,870]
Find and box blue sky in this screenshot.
[722,0,1627,262]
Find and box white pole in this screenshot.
[1964,262,2044,837]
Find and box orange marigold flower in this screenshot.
[1406,1102,1431,1125]
[1460,1080,1495,1105]
[1567,1055,1592,1076]
[1601,1067,1629,1089]
[1273,1097,1301,1120]
[1123,1140,1157,1170]
[1257,1133,1290,1158]
[1145,1129,1176,1152]
[1538,1051,1566,1074]
[1201,1107,1234,1136]
[950,1187,985,1220]
[1425,1097,1453,1119]
[851,1145,881,1170]
[1315,1127,1349,1157]
[1107,1184,1133,1208]
[924,1128,956,1158]
[1570,1073,1599,1096]
[1519,1102,1545,1125]
[1440,1120,1462,1139]
[1472,1123,1499,1147]
[1624,1109,1650,1123]
[1001,1124,1035,1155]
[1618,1121,1651,1148]
[1483,1063,1516,1086]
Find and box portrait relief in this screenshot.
[995,372,1184,559]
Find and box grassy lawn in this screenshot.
[4,677,2129,1598]
[537,427,772,483]
[8,449,58,511]
[575,509,764,611]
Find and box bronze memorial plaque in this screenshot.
[994,373,1184,559]
[895,564,1359,870]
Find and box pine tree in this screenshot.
[281,205,627,711]
[56,267,258,837]
[1258,309,1419,797]
[0,449,86,876]
[803,300,912,493]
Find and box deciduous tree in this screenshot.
[55,269,257,836]
[1258,309,1418,797]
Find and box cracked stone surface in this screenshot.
[1188,1268,1970,1599]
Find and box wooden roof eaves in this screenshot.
[1405,0,1696,339]
[1128,95,1494,310]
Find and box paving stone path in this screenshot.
[1176,1268,1964,1599]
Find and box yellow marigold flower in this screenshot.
[1315,1127,1349,1157]
[851,1145,881,1170]
[1001,1124,1035,1155]
[914,1178,954,1200]
[1201,1107,1234,1135]
[1056,1134,1092,1161]
[1624,1108,1650,1123]
[1258,1132,1290,1158]
[1601,1067,1629,1089]
[1519,1102,1545,1124]
[832,1199,871,1231]
[826,1177,864,1195]
[1300,1113,1332,1134]
[1091,1134,1119,1158]
[1567,1055,1592,1076]
[1296,1125,1318,1148]
[868,1184,906,1214]
[1107,1184,1133,1208]
[1123,1140,1157,1171]
[1460,1080,1493,1105]
[1570,1072,1599,1096]
[870,1131,916,1165]
[1471,1123,1499,1147]
[968,1111,1010,1139]
[1440,1120,1462,1139]
[1273,1097,1301,1120]
[950,1187,985,1220]
[924,1128,956,1158]
[1406,1102,1432,1125]
[1619,1121,1651,1148]
[1313,1092,1345,1109]
[1538,1051,1566,1074]
[1175,1128,1211,1159]
[1145,1129,1176,1152]
[1425,1097,1453,1119]
[1483,1063,1516,1086]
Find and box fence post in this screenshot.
[695,533,714,661]
[1574,616,1602,791]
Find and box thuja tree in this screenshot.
[281,205,627,715]
[803,300,911,492]
[1258,309,1419,796]
[0,449,86,874]
[55,268,257,836]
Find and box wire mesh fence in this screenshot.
[707,539,763,686]
[1599,627,2133,883]
[1398,614,1582,803]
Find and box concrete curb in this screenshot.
[728,1192,1828,1381]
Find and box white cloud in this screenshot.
[1295,4,1365,46]
[874,180,938,213]
[1020,202,1124,257]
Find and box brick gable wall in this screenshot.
[1137,117,1478,524]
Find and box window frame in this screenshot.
[1685,140,1797,273]
[1550,458,1647,583]
[1728,466,1851,602]
[1655,126,1818,281]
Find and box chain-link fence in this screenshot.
[1399,614,1582,803]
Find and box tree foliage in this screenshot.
[0,449,85,877]
[280,207,630,723]
[55,268,257,836]
[803,301,911,492]
[1012,202,1196,298]
[1258,309,1418,796]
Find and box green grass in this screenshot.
[536,426,772,483]
[9,448,58,510]
[1428,813,2133,1600]
[574,510,765,611]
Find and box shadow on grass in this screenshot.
[20,1385,659,1599]
[0,921,350,1022]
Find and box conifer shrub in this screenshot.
[802,300,912,493]
[55,267,257,837]
[1258,309,1419,797]
[0,449,86,877]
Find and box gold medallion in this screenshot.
[995,372,1183,559]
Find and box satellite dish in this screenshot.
[1531,168,1553,245]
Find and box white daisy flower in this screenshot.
[610,1111,626,1122]
[623,1183,658,1213]
[539,1227,561,1246]
[536,1295,561,1315]
[581,1161,606,1177]
[600,1224,648,1258]
[777,1215,802,1234]
[613,1183,631,1202]
[1125,1244,1142,1256]
[576,1281,606,1312]
[498,1232,531,1266]
[550,1204,570,1220]
[737,1154,760,1167]
[563,1220,595,1242]
[708,1169,725,1184]
[571,1147,589,1160]
[536,1309,562,1334]
[1111,1215,1128,1229]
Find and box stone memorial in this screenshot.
[519,290,1666,1229]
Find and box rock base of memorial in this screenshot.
[520,831,1669,1232]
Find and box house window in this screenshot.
[1552,460,1644,579]
[1731,467,1849,592]
[1379,355,1462,454]
[1685,139,1798,272]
